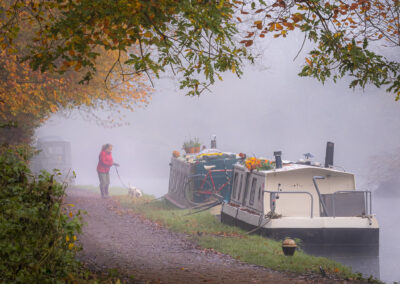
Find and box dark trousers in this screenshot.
[97,171,110,198]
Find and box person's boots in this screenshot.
[100,185,105,198]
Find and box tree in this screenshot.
[239,0,400,99]
[0,0,255,143]
[0,0,251,96]
[0,47,151,144]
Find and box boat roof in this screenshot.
[235,162,353,176]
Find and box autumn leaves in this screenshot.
[236,0,399,100]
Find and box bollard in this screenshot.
[282,238,297,256]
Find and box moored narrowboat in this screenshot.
[221,143,379,257]
[165,137,240,208]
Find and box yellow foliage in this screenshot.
[0,46,152,130]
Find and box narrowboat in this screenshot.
[165,137,240,209]
[221,143,379,257]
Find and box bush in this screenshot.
[0,146,83,283]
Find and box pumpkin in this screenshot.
[172,150,180,158]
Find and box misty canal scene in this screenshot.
[1,1,399,283]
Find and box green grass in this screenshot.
[117,196,359,279]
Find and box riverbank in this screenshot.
[117,194,380,283]
[66,187,306,283]
[66,185,380,283]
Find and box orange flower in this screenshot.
[245,157,273,171]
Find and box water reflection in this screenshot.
[305,245,380,280]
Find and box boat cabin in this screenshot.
[230,163,370,218]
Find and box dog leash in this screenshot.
[114,166,163,203]
[114,166,129,189]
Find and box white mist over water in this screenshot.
[37,35,400,283]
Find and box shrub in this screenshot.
[0,146,83,283]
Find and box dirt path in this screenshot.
[66,187,334,284]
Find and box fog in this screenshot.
[37,34,400,282]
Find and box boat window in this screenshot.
[237,174,243,201]
[249,177,257,205]
[232,172,239,199]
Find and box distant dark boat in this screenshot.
[31,136,75,184]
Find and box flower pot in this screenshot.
[184,146,200,154]
[282,246,296,256]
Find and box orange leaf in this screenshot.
[245,32,255,38]
[245,40,253,47]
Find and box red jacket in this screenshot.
[97,150,113,173]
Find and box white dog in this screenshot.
[128,185,143,198]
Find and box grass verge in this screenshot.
[117,195,365,280]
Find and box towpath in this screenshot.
[66,187,341,284]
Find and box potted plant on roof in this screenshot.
[192,138,201,154]
[183,138,201,154]
[183,140,192,154]
[245,157,274,171]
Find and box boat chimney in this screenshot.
[210,135,217,149]
[324,141,334,168]
[274,151,282,169]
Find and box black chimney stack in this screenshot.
[324,141,334,168]
[274,151,282,169]
[210,135,217,149]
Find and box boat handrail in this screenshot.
[312,176,329,217]
[331,190,372,217]
[264,191,314,218]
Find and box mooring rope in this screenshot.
[184,200,222,216]
[245,212,273,235]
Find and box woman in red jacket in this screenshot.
[97,144,119,198]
